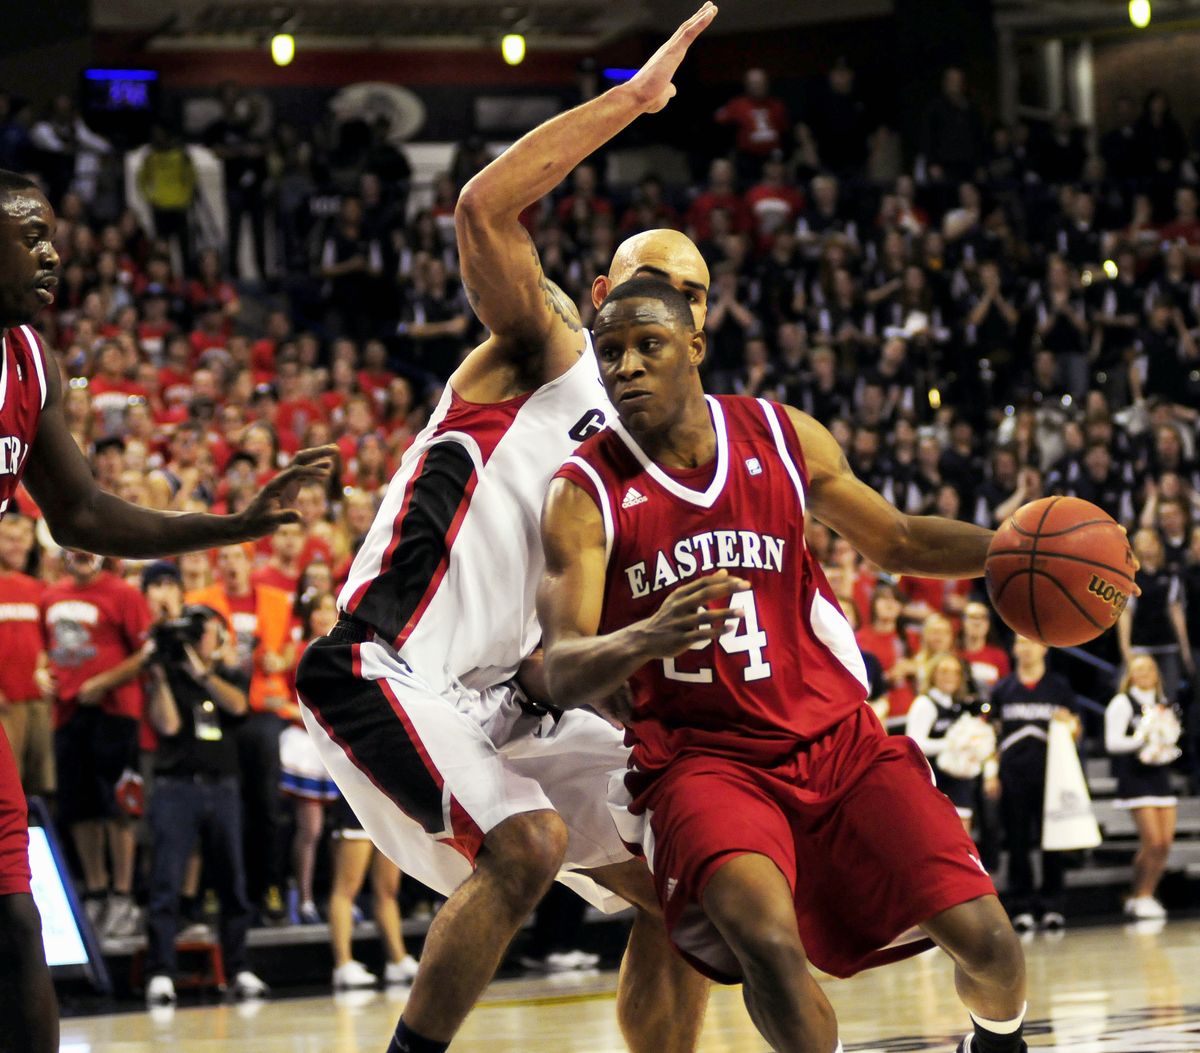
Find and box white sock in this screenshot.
[970,1001,1027,1035]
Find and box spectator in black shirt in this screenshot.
[1136,90,1188,184]
[1031,256,1090,400]
[792,344,850,421]
[1033,110,1086,186]
[1056,442,1135,526]
[1119,529,1192,703]
[1149,493,1191,573]
[140,563,263,1006]
[319,196,384,340]
[988,636,1080,932]
[1101,97,1140,184]
[1054,191,1101,268]
[921,67,985,185]
[1130,299,1200,409]
[204,84,269,281]
[396,256,470,383]
[807,58,869,178]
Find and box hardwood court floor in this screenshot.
[61,918,1200,1052]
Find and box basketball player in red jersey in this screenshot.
[0,169,335,1053]
[538,280,1028,1053]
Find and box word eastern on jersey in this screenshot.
[624,530,786,599]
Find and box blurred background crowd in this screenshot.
[3,49,1200,981]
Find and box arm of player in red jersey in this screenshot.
[451,3,717,403]
[21,361,337,558]
[537,476,746,713]
[782,405,995,580]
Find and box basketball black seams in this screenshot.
[985,548,1136,585]
[1007,516,1112,539]
[1026,497,1058,643]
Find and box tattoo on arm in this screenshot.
[526,230,582,333]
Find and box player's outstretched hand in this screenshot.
[628,2,718,115]
[237,445,339,539]
[637,569,748,659]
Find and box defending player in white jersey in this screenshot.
[295,6,717,1052]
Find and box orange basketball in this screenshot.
[985,496,1135,647]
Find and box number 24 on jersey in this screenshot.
[663,589,772,684]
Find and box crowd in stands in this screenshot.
[1,58,1199,987]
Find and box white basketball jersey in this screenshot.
[339,339,611,693]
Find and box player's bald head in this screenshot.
[594,228,710,330]
[610,229,708,285]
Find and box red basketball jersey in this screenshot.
[557,395,869,776]
[0,326,48,518]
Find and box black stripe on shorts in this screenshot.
[296,637,446,836]
[350,441,475,645]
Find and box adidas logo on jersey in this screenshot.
[622,487,648,509]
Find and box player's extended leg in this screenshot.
[702,854,838,1053]
[920,894,1027,1052]
[0,892,59,1053]
[584,858,709,1053]
[396,809,568,1047]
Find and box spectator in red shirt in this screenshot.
[158,335,194,410]
[134,291,176,361]
[356,339,394,411]
[252,521,305,598]
[92,435,126,494]
[333,394,377,465]
[250,309,290,382]
[186,247,240,325]
[188,301,229,361]
[342,432,390,493]
[744,152,805,250]
[855,581,917,717]
[89,341,148,434]
[960,601,1011,702]
[0,516,50,797]
[617,175,680,237]
[686,158,750,241]
[275,357,327,448]
[715,67,790,178]
[1160,186,1200,263]
[42,551,152,939]
[321,358,362,425]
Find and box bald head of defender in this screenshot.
[592,228,711,330]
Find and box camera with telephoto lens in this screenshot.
[149,605,215,665]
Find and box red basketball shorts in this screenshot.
[0,722,31,896]
[628,706,996,981]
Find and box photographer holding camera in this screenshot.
[140,561,266,1006]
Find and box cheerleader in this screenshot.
[906,653,995,833]
[1105,653,1182,920]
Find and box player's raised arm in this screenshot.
[23,359,336,558]
[538,475,745,710]
[783,405,994,579]
[454,3,716,383]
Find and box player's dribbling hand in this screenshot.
[637,569,749,659]
[237,445,339,539]
[628,2,718,115]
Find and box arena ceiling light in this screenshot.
[501,32,526,65]
[1129,0,1151,27]
[271,31,295,64]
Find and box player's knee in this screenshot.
[730,927,809,985]
[481,811,569,895]
[958,919,1025,990]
